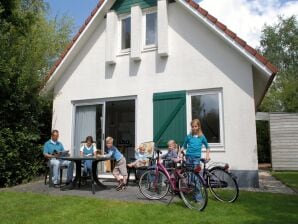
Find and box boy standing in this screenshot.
[99,137,128,191]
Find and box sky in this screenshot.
[45,0,298,47]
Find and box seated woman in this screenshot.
[127,143,149,168]
[80,136,97,176]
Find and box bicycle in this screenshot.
[138,148,208,211]
[200,158,239,202]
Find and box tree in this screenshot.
[0,0,73,187]
[259,16,298,112]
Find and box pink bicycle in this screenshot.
[138,149,208,211]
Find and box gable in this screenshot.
[111,0,157,14]
[42,0,278,108]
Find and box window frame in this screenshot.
[186,89,225,150]
[118,13,131,54]
[142,8,157,50]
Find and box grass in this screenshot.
[0,190,297,224]
[271,171,298,192]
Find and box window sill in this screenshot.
[117,49,130,57]
[142,46,157,53]
[203,144,225,152]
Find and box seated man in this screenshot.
[43,130,74,187]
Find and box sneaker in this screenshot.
[119,185,127,191]
[61,183,74,191]
[116,183,125,191]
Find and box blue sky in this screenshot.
[45,0,298,47]
[45,0,99,31]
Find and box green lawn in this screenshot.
[272,171,298,192]
[0,191,297,224]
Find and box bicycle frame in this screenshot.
[153,157,179,191]
[153,152,206,192]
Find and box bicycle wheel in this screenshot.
[139,169,169,200]
[208,168,239,202]
[178,171,208,211]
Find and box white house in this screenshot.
[42,0,278,187]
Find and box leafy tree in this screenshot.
[259,16,298,112]
[0,0,73,187]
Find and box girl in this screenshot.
[182,119,210,165]
[80,136,97,177]
[162,140,181,167]
[182,119,210,202]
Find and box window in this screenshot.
[145,12,157,46]
[121,16,131,50]
[189,91,223,145]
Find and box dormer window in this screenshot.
[121,16,131,50]
[145,11,157,46]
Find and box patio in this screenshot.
[5,169,296,201]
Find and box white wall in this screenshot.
[52,3,257,172]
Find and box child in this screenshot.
[80,136,96,177]
[127,143,149,168]
[100,136,128,191]
[182,118,210,202]
[162,140,181,167]
[182,119,210,166]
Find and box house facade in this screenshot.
[42,0,278,187]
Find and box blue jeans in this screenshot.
[49,158,74,184]
[186,157,202,202]
[83,160,92,176]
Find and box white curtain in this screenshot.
[74,105,96,156]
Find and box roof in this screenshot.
[42,0,278,101]
[185,0,278,74]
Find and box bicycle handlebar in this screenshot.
[200,158,210,163]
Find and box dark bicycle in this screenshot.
[200,158,239,202]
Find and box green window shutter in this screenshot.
[153,91,187,147]
[111,0,157,15]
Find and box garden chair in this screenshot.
[127,141,155,184]
[44,159,68,187]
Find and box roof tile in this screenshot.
[266,62,278,74]
[225,29,236,39]
[235,37,246,47]
[215,21,227,31]
[60,48,69,59]
[91,7,99,16]
[54,58,63,67]
[85,15,92,25]
[79,24,87,33]
[245,45,257,56]
[72,32,80,42]
[255,53,268,65]
[189,0,199,9]
[206,14,217,24]
[197,6,208,16]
